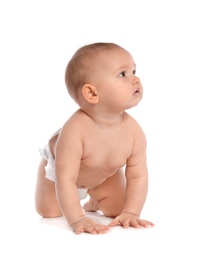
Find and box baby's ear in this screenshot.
[82,84,99,104]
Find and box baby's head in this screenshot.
[65,42,124,103]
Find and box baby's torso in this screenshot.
[81,126,133,170]
[50,111,140,188]
[77,127,134,188]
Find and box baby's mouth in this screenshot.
[133,88,140,95]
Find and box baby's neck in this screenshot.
[82,109,126,127]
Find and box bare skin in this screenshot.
[35,45,154,234]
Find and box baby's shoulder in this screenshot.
[124,112,141,127]
[62,109,91,130]
[70,109,91,123]
[124,112,146,137]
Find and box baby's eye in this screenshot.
[133,70,136,75]
[119,71,126,77]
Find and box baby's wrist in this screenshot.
[69,215,86,227]
[122,211,139,217]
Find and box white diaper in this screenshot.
[39,138,88,200]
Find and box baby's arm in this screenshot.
[55,121,109,234]
[109,127,154,228]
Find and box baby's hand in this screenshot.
[71,216,109,234]
[109,212,154,229]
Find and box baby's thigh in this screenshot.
[88,168,126,216]
[35,159,62,217]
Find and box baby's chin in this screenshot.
[126,101,141,110]
[134,94,143,105]
[137,96,142,103]
[136,93,143,104]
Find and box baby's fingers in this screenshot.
[109,217,120,227]
[109,216,155,229]
[75,224,109,234]
[137,219,155,228]
[128,219,155,228]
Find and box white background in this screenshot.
[1,0,199,259]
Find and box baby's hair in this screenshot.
[65,42,123,100]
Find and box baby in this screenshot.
[35,42,154,234]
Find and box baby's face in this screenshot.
[91,48,143,111]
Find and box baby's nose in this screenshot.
[132,76,140,85]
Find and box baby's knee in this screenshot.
[97,196,124,217]
[35,204,62,218]
[102,208,121,218]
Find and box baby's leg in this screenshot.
[35,159,62,218]
[85,168,126,217]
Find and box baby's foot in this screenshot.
[83,199,99,212]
